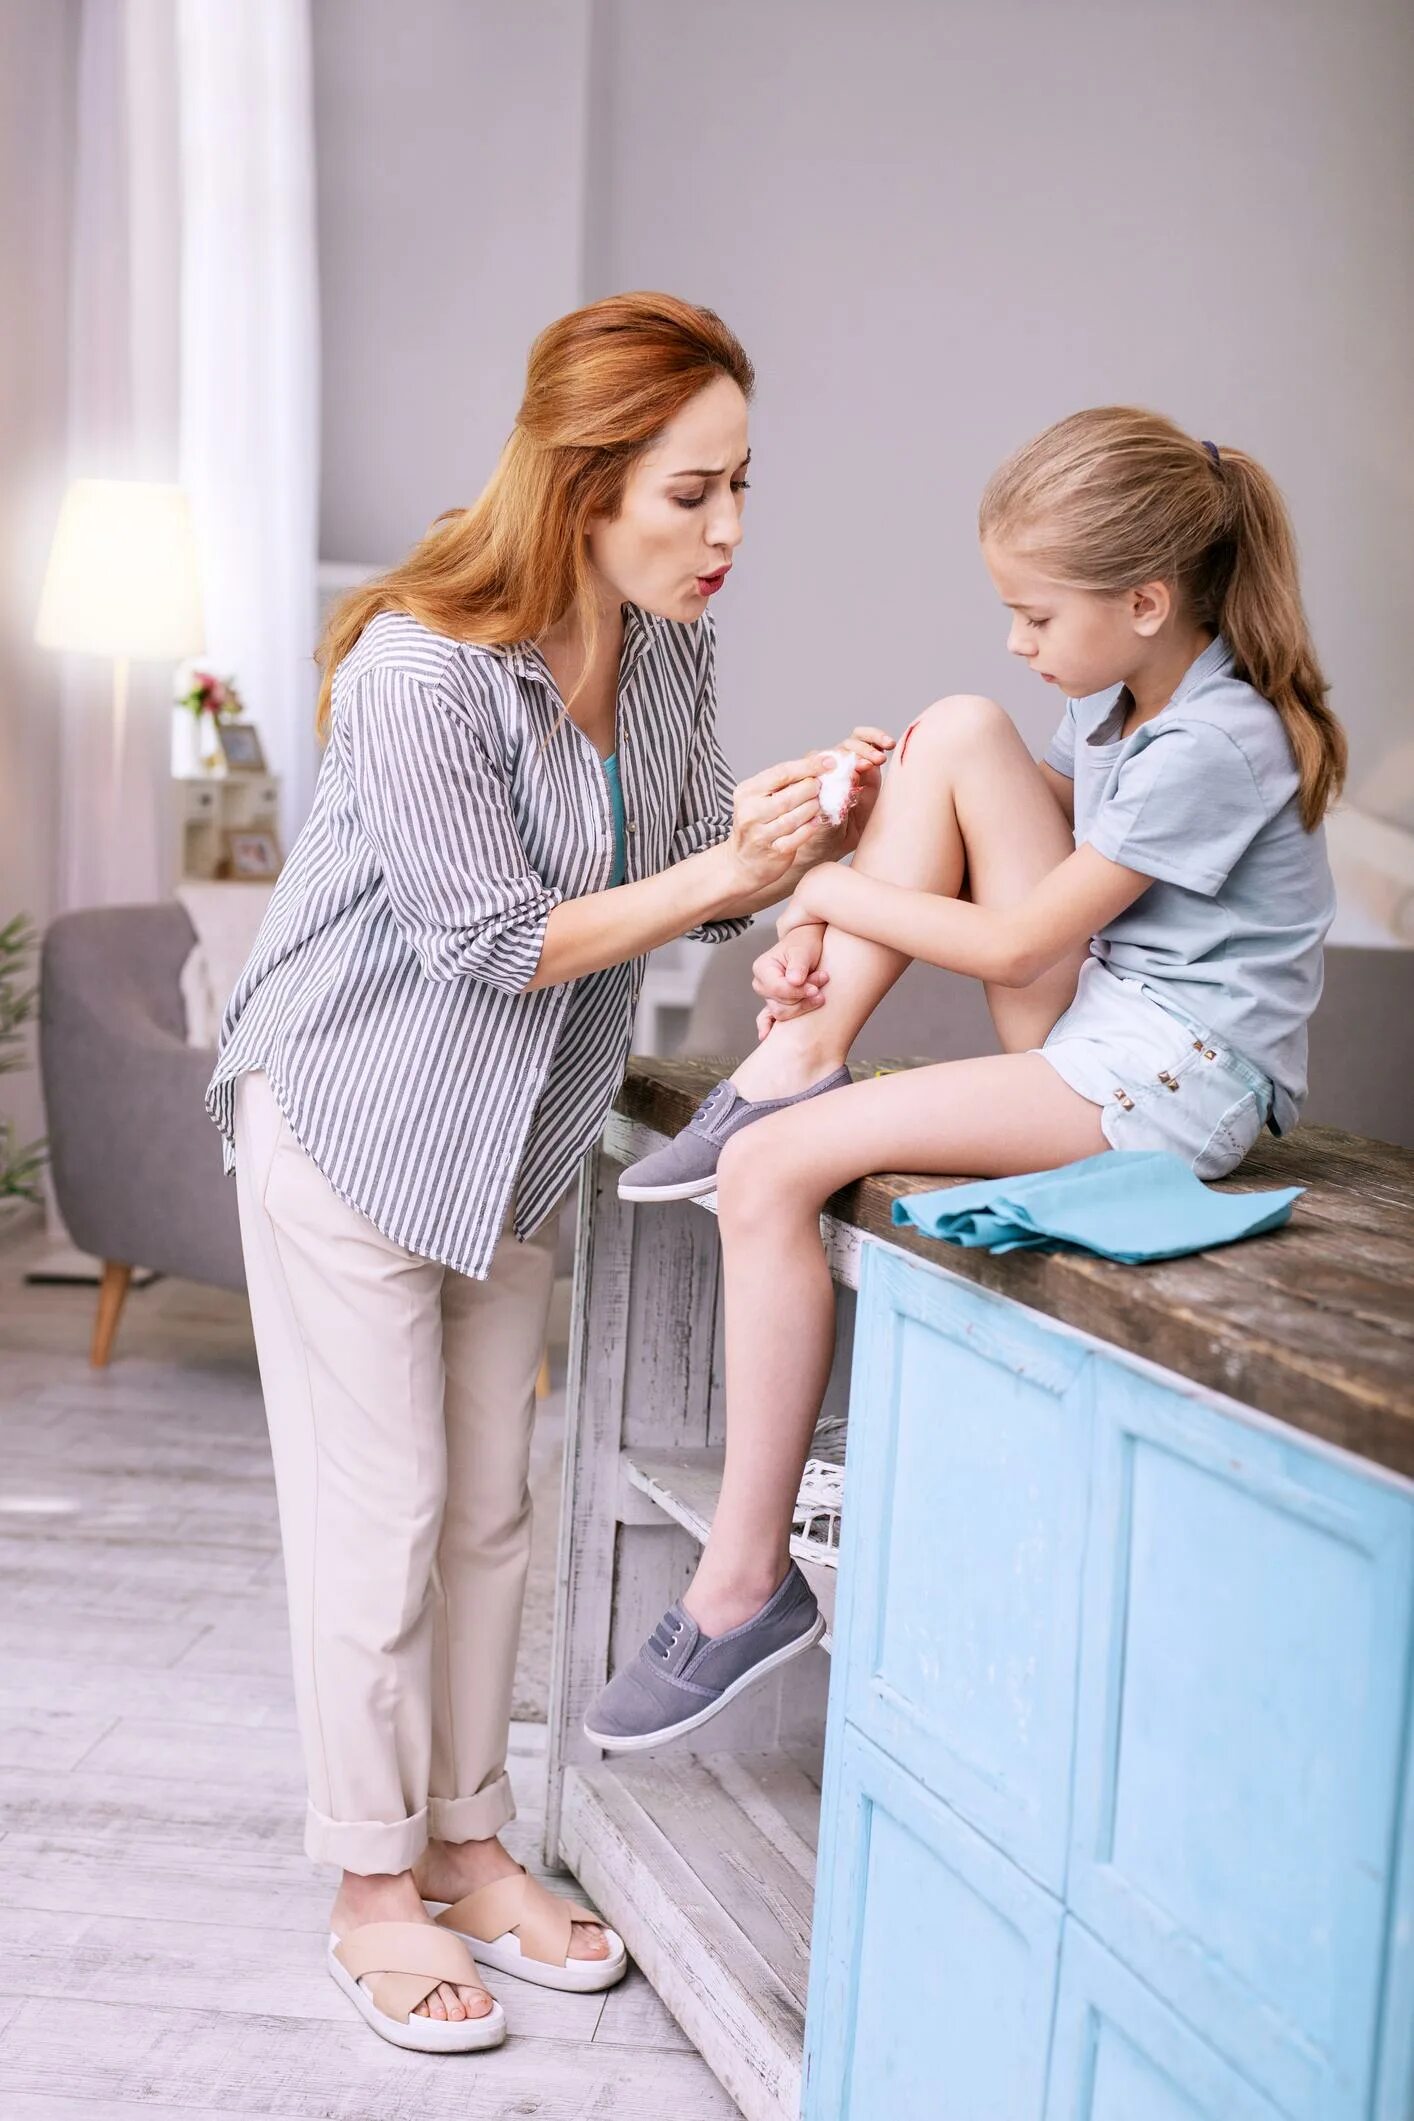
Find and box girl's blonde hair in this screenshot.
[315,292,755,739]
[978,407,1345,827]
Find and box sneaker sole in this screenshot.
[581,1612,827,1753]
[616,1171,720,1203]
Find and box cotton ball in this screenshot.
[818,750,862,825]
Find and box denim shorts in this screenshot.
[1036,958,1275,1180]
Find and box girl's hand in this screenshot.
[797,727,894,864]
[724,753,830,894]
[751,922,828,1037]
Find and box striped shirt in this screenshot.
[206,603,750,1277]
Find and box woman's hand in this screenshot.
[723,753,829,895]
[750,921,828,1039]
[795,727,894,866]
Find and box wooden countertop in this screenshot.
[615,1056,1414,1482]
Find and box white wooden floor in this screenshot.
[0,1210,739,2119]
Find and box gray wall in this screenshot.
[312,0,590,564]
[316,0,1414,787]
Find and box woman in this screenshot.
[206,291,891,2052]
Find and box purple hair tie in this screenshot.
[1202,438,1221,465]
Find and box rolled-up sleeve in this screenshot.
[670,616,753,943]
[338,665,563,991]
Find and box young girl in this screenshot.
[586,405,1346,1752]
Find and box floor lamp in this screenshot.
[29,478,205,1283]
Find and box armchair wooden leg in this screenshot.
[536,1349,552,1400]
[91,1262,132,1368]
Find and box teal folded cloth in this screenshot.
[891,1150,1301,1263]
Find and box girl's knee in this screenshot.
[899,692,1011,766]
[715,1131,765,1218]
[716,1127,809,1230]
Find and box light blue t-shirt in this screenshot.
[1046,637,1335,1134]
[601,751,627,887]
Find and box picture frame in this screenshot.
[215,719,268,773]
[221,827,283,881]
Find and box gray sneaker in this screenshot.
[582,1563,825,1752]
[617,1065,853,1203]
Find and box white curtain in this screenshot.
[178,0,322,847]
[55,0,321,908]
[56,0,181,910]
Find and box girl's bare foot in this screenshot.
[414,1835,610,1961]
[331,1868,495,2022]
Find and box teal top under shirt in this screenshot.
[601,751,627,887]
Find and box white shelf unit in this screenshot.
[547,1103,868,2121]
[170,772,282,883]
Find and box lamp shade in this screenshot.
[34,479,205,660]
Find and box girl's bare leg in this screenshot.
[728,693,1084,1101]
[680,695,1096,1636]
[684,1053,1105,1635]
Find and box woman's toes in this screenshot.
[571,1921,610,1960]
[414,1980,488,2020]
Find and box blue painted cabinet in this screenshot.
[803,1244,1414,2121]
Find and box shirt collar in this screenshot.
[1171,633,1234,704]
[1085,634,1235,746]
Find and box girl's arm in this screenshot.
[780,844,1153,988]
[1039,760,1076,826]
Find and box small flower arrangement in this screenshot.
[174,661,243,721]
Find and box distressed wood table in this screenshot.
[546,1056,1414,2121]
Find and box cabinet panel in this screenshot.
[835,1247,1092,1890]
[1070,1363,1414,2120]
[1046,1919,1284,2121]
[806,1726,1061,2121]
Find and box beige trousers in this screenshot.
[233,1069,560,1875]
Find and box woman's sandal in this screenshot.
[430,1866,628,1994]
[327,1920,508,2052]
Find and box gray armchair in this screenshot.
[40,904,243,1366]
[37,901,577,1377]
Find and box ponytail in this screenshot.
[1212,448,1345,827]
[979,407,1346,827]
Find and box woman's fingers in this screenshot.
[770,816,824,853]
[741,754,827,799]
[769,796,824,845]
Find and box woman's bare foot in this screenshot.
[331,1868,495,2023]
[414,1835,610,1961]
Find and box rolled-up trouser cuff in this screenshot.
[429,1771,516,1846]
[305,1800,430,1876]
